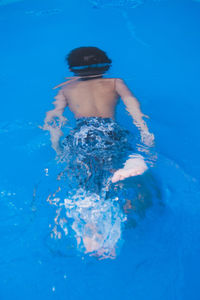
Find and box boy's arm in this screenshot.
[44,88,68,127]
[42,89,68,154]
[115,78,154,146]
[111,79,155,183]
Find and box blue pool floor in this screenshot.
[0,0,200,299]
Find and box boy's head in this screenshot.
[66,46,112,77]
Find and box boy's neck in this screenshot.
[78,74,103,81]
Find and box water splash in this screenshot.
[25,9,62,17]
[89,0,144,9]
[0,0,23,5]
[88,0,150,47]
[48,187,126,259]
[44,164,160,259]
[41,118,159,259]
[122,10,151,47]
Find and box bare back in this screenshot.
[61,78,119,119]
[45,76,154,154]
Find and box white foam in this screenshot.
[53,188,127,257]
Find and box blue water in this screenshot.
[1,0,200,299]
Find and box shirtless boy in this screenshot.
[42,46,154,183]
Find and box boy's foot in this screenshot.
[111,156,148,183]
[111,167,144,183]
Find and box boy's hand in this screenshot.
[39,114,68,131]
[141,131,155,147]
[52,141,63,157]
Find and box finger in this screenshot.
[143,114,150,119]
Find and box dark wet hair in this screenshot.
[66,46,112,77]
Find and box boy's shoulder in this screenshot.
[58,77,125,93]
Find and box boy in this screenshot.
[42,46,154,184]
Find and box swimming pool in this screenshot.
[1,0,200,299]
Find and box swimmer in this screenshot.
[42,46,154,183]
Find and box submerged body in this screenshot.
[42,47,155,257]
[43,75,155,256]
[43,76,154,182]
